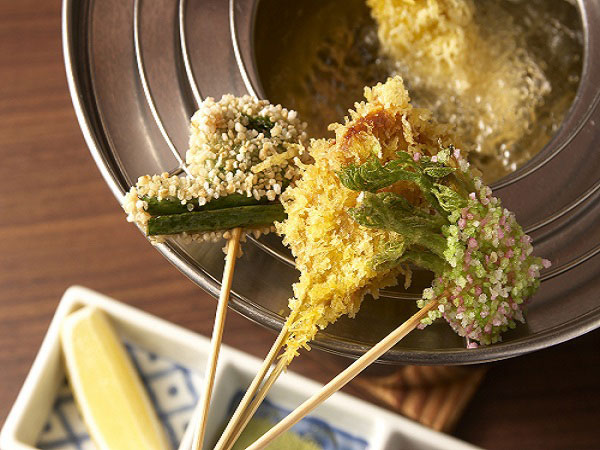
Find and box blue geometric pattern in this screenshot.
[37,342,200,450]
[227,390,369,450]
[36,382,92,450]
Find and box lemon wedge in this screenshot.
[60,306,170,450]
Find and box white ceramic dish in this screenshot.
[0,286,481,450]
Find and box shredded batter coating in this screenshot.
[367,0,551,181]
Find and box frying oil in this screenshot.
[255,0,582,182]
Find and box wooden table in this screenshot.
[1,1,599,449]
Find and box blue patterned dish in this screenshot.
[1,286,480,450]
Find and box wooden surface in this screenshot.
[1,1,599,449]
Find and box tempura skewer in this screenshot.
[122,94,308,449]
[247,301,439,450]
[192,227,242,450]
[222,358,288,450]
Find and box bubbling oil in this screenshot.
[254,0,583,183]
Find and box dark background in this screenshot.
[1,1,599,449]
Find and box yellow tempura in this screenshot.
[367,0,551,180]
[277,77,456,364]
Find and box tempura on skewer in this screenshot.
[123,94,309,244]
[277,76,456,363]
[121,94,309,449]
[121,75,550,449]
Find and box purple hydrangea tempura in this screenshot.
[339,146,550,346]
[417,150,550,345]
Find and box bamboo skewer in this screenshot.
[214,325,290,450]
[221,358,287,450]
[245,300,439,450]
[192,227,243,450]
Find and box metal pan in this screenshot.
[63,0,600,364]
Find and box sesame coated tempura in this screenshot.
[123,95,309,243]
[186,95,308,202]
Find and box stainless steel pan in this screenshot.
[63,0,600,364]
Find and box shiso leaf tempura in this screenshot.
[277,76,457,364]
[123,95,309,243]
[277,76,549,364]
